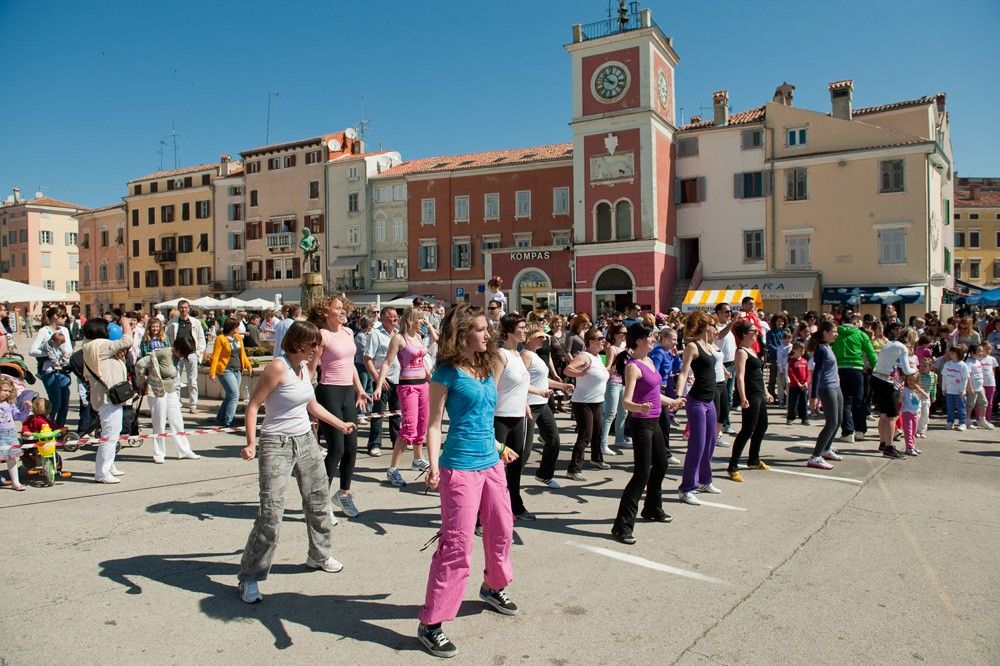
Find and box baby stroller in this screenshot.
[63,348,144,453]
[0,351,36,385]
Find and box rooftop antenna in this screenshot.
[158,123,180,169]
[263,91,279,144]
[357,97,371,144]
[157,139,167,170]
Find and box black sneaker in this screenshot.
[878,442,888,452]
[588,459,611,470]
[640,509,673,523]
[514,510,537,521]
[882,445,907,460]
[474,524,483,538]
[611,528,637,545]
[479,585,519,615]
[802,420,811,426]
[418,623,458,658]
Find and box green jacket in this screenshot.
[831,325,877,370]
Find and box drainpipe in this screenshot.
[925,153,932,310]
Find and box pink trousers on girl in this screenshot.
[419,462,513,625]
[397,382,430,445]
[900,411,918,451]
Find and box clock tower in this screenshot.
[567,3,679,313]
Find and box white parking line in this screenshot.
[769,467,863,485]
[568,541,724,584]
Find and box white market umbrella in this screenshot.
[190,296,223,308]
[0,278,75,302]
[154,297,184,309]
[243,298,275,310]
[215,297,251,309]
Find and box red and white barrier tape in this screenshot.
[17,410,406,446]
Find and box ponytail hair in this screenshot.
[615,323,652,377]
[806,319,835,355]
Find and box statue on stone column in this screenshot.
[299,228,323,313]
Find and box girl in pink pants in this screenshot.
[417,304,520,659]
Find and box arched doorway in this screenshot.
[513,268,554,315]
[593,266,635,315]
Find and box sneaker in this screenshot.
[306,555,344,573]
[611,528,637,544]
[601,444,620,457]
[387,468,407,487]
[786,419,794,426]
[878,442,888,451]
[752,461,771,471]
[821,449,844,462]
[906,447,921,456]
[916,432,927,439]
[727,470,743,482]
[479,585,519,615]
[369,446,383,457]
[968,423,979,430]
[697,483,722,494]
[639,508,673,522]
[882,445,907,460]
[957,423,967,432]
[188,405,199,415]
[807,456,833,470]
[566,471,586,481]
[947,422,955,430]
[418,623,458,658]
[110,468,126,476]
[328,509,339,526]
[679,491,703,506]
[95,476,121,484]
[474,524,483,538]
[667,455,681,466]
[335,492,360,518]
[837,433,855,444]
[412,458,431,472]
[535,476,561,489]
[802,420,811,426]
[854,432,866,442]
[238,580,263,604]
[616,439,632,449]
[514,511,536,521]
[588,459,611,470]
[979,420,996,430]
[715,435,730,448]
[893,431,903,441]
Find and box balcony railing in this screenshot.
[154,250,176,264]
[210,279,246,294]
[266,232,292,250]
[576,2,658,42]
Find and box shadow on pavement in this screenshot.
[959,449,999,457]
[146,499,304,523]
[98,550,465,651]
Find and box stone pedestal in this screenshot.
[301,272,324,314]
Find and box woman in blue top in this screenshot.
[806,319,844,470]
[418,304,519,659]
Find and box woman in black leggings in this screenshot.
[728,318,774,482]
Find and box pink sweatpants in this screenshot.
[985,386,995,422]
[900,411,918,451]
[397,382,430,446]
[419,462,514,625]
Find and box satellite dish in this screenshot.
[378,156,392,170]
[344,128,358,140]
[3,196,13,204]
[35,192,44,199]
[327,139,341,152]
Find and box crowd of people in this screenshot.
[1,292,997,657]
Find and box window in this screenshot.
[676,177,706,204]
[150,181,158,193]
[42,280,55,290]
[179,268,194,286]
[741,129,763,149]
[267,157,281,170]
[161,204,175,223]
[199,233,208,251]
[178,235,193,253]
[452,239,472,269]
[676,137,699,157]
[182,202,190,221]
[348,225,360,246]
[786,235,810,267]
[65,232,77,245]
[552,230,571,247]
[743,230,764,262]
[370,259,389,282]
[993,259,1000,279]
[131,209,139,226]
[245,260,263,281]
[309,180,319,199]
[144,270,159,288]
[39,230,54,244]
[485,193,500,220]
[229,186,243,196]
[84,265,92,283]
[454,195,470,223]
[115,263,125,280]
[162,269,176,288]
[878,228,907,264]
[348,166,359,180]
[969,260,981,280]
[879,160,905,193]
[970,213,980,220]
[395,258,408,279]
[69,254,78,269]
[553,187,570,215]
[41,252,51,268]
[161,236,176,253]
[249,190,258,207]
[374,215,386,243]
[955,231,965,247]
[615,200,632,239]
[392,216,405,242]
[481,235,502,265]
[66,280,78,292]
[785,168,808,201]
[945,199,951,224]
[229,203,243,221]
[133,184,142,195]
[515,190,531,218]
[230,232,244,250]
[734,171,766,199]
[514,233,532,248]
[373,186,391,203]
[421,198,436,224]
[148,207,155,224]
[197,267,212,285]
[393,184,406,201]
[185,176,194,187]
[100,229,109,247]
[969,229,981,248]
[305,149,323,164]
[304,214,324,234]
[954,259,962,279]
[18,229,26,242]
[787,127,808,146]
[995,230,1000,248]
[132,271,139,289]
[195,201,210,218]
[348,192,359,213]
[247,161,260,174]
[283,155,296,168]
[419,241,437,270]
[115,228,124,244]
[148,238,156,255]
[132,239,139,257]
[245,220,262,240]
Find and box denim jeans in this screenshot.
[239,431,333,581]
[945,393,967,426]
[217,369,240,427]
[601,381,626,447]
[41,371,71,427]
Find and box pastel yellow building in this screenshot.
[123,163,220,311]
[953,177,1000,289]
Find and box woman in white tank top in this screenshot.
[523,324,574,489]
[235,321,357,605]
[563,328,612,480]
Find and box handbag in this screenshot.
[85,358,137,406]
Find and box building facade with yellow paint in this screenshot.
[953,177,1000,289]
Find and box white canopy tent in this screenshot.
[154,297,185,309]
[214,297,251,309]
[190,296,223,308]
[0,278,77,303]
[243,298,275,310]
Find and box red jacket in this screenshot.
[787,357,810,389]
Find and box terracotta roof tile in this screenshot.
[374,143,573,178]
[130,162,218,184]
[853,93,945,117]
[332,150,397,163]
[76,202,124,214]
[828,79,854,91]
[768,138,931,161]
[955,186,1000,208]
[680,106,766,130]
[6,196,87,210]
[240,132,343,158]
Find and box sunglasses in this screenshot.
[488,306,500,310]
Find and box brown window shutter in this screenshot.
[292,257,301,278]
[316,214,325,234]
[245,261,253,279]
[265,259,274,278]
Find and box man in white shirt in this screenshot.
[714,302,737,433]
[166,300,207,413]
[272,304,303,354]
[364,307,401,456]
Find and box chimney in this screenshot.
[829,80,854,120]
[689,114,702,124]
[11,187,21,203]
[713,90,730,127]
[969,184,979,201]
[772,81,796,106]
[220,153,232,176]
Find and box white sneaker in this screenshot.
[238,580,262,603]
[328,509,338,526]
[697,483,722,494]
[601,444,620,456]
[821,449,844,462]
[679,491,702,506]
[837,433,855,444]
[535,476,561,489]
[95,476,121,484]
[411,458,431,472]
[957,424,967,432]
[110,468,126,476]
[335,492,360,518]
[715,435,730,448]
[807,456,833,470]
[968,423,979,430]
[306,556,344,573]
[977,420,995,430]
[667,455,681,466]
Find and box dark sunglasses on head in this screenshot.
[488,305,500,310]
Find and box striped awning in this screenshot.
[682,288,762,312]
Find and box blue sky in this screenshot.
[2,0,997,208]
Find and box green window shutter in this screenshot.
[944,247,951,274]
[734,173,743,199]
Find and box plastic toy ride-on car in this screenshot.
[19,425,72,487]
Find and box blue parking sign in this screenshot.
[456,288,465,298]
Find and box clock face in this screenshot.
[593,62,629,101]
[657,70,671,109]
